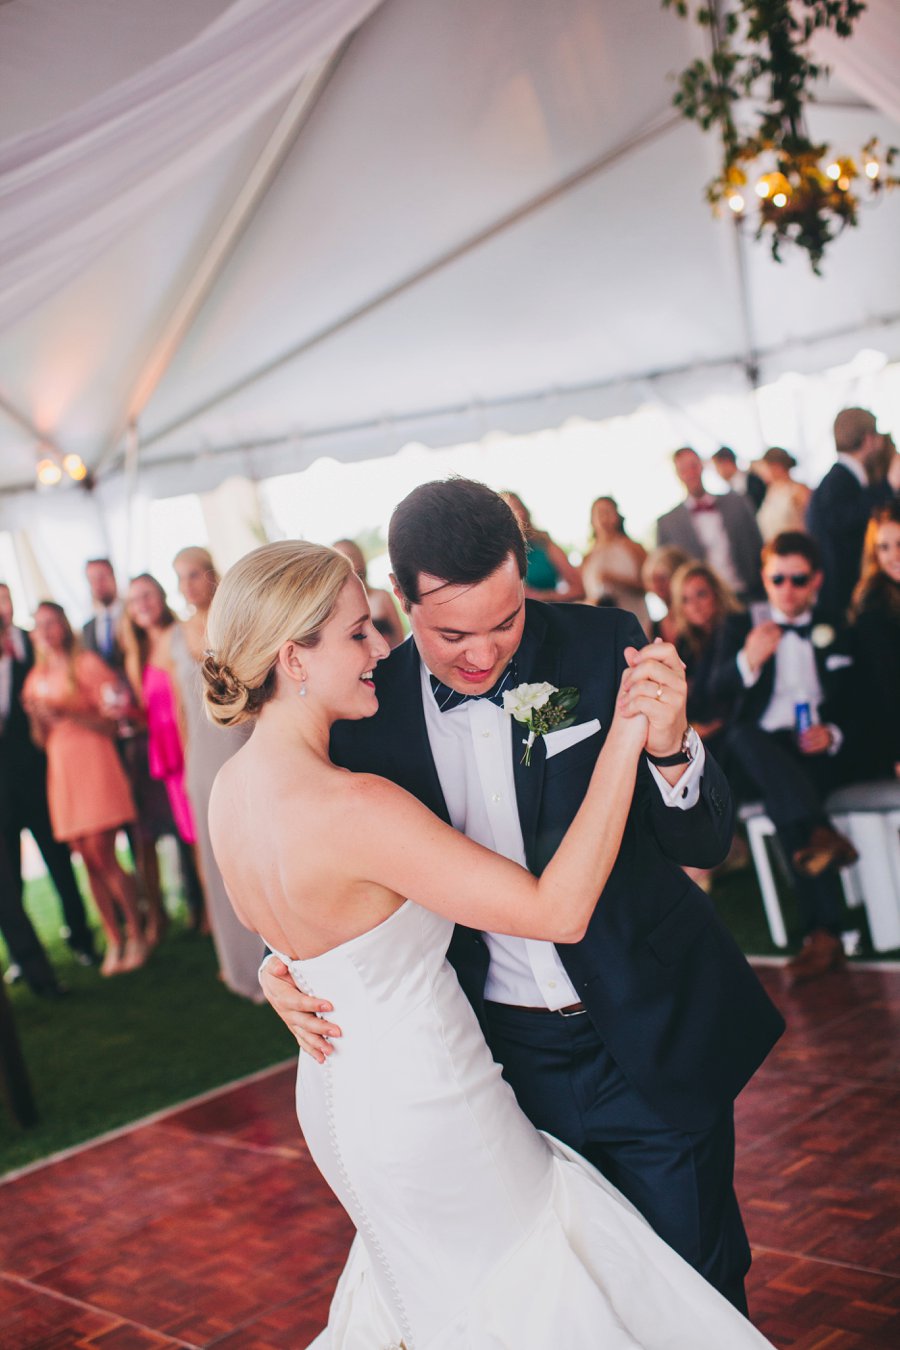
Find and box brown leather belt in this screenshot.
[487,1000,587,1018]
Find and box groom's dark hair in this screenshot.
[389,478,527,604]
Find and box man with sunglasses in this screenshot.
[710,531,857,984]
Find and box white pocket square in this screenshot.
[825,654,853,670]
[544,718,601,759]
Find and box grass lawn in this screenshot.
[2,845,896,1176]
[0,868,294,1176]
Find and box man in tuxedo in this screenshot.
[709,531,857,983]
[81,558,125,667]
[0,585,94,993]
[657,447,764,601]
[261,479,784,1313]
[806,407,895,622]
[711,445,767,510]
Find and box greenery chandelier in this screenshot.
[663,0,898,272]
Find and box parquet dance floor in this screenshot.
[1,962,897,1348]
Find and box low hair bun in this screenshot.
[201,650,254,727]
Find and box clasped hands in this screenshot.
[617,638,689,765]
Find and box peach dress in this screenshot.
[23,651,135,842]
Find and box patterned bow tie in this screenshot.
[778,622,813,639]
[689,497,717,513]
[430,662,518,714]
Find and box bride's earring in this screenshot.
[299,679,307,697]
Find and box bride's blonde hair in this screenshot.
[202,541,353,727]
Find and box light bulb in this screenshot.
[837,175,850,191]
[63,453,87,481]
[728,193,745,213]
[772,192,787,208]
[865,160,879,179]
[37,458,62,486]
[826,162,841,181]
[755,179,770,198]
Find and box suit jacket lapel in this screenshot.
[384,637,451,825]
[511,606,559,871]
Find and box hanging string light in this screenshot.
[36,457,63,487]
[663,1,898,273]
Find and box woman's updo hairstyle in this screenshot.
[202,541,353,727]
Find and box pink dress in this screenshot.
[143,664,196,845]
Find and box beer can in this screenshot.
[794,701,812,735]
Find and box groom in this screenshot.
[262,478,784,1312]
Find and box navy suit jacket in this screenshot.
[806,462,895,621]
[331,601,784,1133]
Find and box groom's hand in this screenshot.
[259,958,342,1063]
[619,640,688,760]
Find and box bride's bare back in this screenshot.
[210,735,406,962]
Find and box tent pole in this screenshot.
[729,215,766,453]
[124,421,140,576]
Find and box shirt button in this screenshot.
[481,731,491,738]
[548,980,557,989]
[491,792,501,802]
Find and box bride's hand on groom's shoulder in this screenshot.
[259,958,342,1063]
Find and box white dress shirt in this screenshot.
[736,607,842,752]
[419,658,705,1010]
[688,496,743,593]
[91,601,123,657]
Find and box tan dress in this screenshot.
[756,481,809,542]
[170,626,264,1001]
[24,651,135,842]
[581,539,651,636]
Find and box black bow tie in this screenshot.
[430,662,518,714]
[778,622,813,639]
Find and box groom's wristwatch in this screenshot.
[645,725,696,768]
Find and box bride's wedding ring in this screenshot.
[654,684,663,700]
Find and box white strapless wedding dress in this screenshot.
[277,901,774,1349]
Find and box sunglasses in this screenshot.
[767,572,812,587]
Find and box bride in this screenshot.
[205,541,774,1350]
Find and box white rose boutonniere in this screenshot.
[502,682,580,766]
[811,623,836,649]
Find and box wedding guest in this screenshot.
[122,574,205,932]
[641,545,691,644]
[806,407,895,622]
[755,447,811,542]
[581,497,650,635]
[332,539,405,648]
[501,492,585,601]
[169,547,264,1000]
[849,502,900,780]
[885,434,900,494]
[668,562,742,755]
[81,559,172,943]
[711,446,767,510]
[657,448,764,601]
[0,584,96,973]
[709,532,857,984]
[81,558,124,667]
[23,603,146,976]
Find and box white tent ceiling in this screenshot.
[1,0,899,517]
